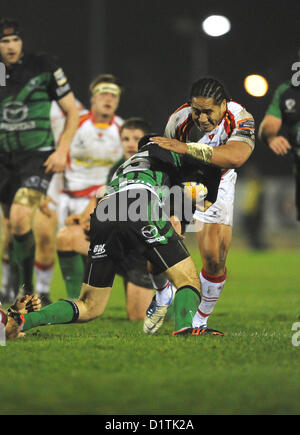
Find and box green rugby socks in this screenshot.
[173,286,201,331]
[22,300,79,332]
[57,251,84,299]
[13,230,35,293]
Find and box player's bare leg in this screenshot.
[125,282,153,321]
[74,283,112,322]
[33,208,58,305]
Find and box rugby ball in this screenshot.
[184,182,208,204]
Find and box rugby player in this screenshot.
[45,74,124,299]
[55,117,156,320]
[32,100,88,306]
[258,57,300,220]
[0,100,87,305]
[147,77,255,334]
[4,130,223,338]
[0,18,79,298]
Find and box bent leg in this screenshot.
[164,256,201,331]
[22,283,112,332]
[125,281,153,321]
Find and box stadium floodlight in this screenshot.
[202,15,231,37]
[244,74,269,97]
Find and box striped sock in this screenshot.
[192,268,226,328]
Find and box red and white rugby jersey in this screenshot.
[50,99,88,144]
[63,111,123,194]
[164,101,255,177]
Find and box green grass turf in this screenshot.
[1,245,300,415]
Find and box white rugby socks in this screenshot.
[193,268,226,328]
[148,273,173,306]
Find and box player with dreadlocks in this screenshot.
[145,77,255,335]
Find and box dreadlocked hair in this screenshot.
[190,77,230,105]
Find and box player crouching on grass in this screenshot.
[4,131,226,339]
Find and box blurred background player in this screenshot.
[56,117,155,320]
[240,165,267,250]
[259,52,300,221]
[0,18,79,302]
[150,77,255,334]
[43,74,124,300]
[0,100,87,305]
[31,99,88,306]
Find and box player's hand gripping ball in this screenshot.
[184,181,207,203]
[183,182,212,212]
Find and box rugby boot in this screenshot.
[172,326,225,336]
[143,284,174,334]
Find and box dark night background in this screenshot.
[1,0,300,176]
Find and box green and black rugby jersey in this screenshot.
[266,81,300,147]
[0,52,72,152]
[107,139,221,204]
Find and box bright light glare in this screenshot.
[202,15,231,37]
[244,74,269,97]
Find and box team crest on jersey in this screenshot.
[2,101,28,123]
[285,99,296,111]
[142,225,159,239]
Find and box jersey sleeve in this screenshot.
[43,55,72,101]
[164,113,178,138]
[228,107,255,150]
[164,104,191,140]
[265,82,291,119]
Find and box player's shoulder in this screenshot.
[227,100,254,121]
[168,103,191,123]
[112,115,124,129]
[78,111,92,129]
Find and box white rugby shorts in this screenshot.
[57,193,90,229]
[193,169,237,226]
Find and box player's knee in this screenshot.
[10,206,33,235]
[56,227,74,251]
[35,227,55,248]
[78,295,105,321]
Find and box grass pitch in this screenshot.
[1,241,300,415]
